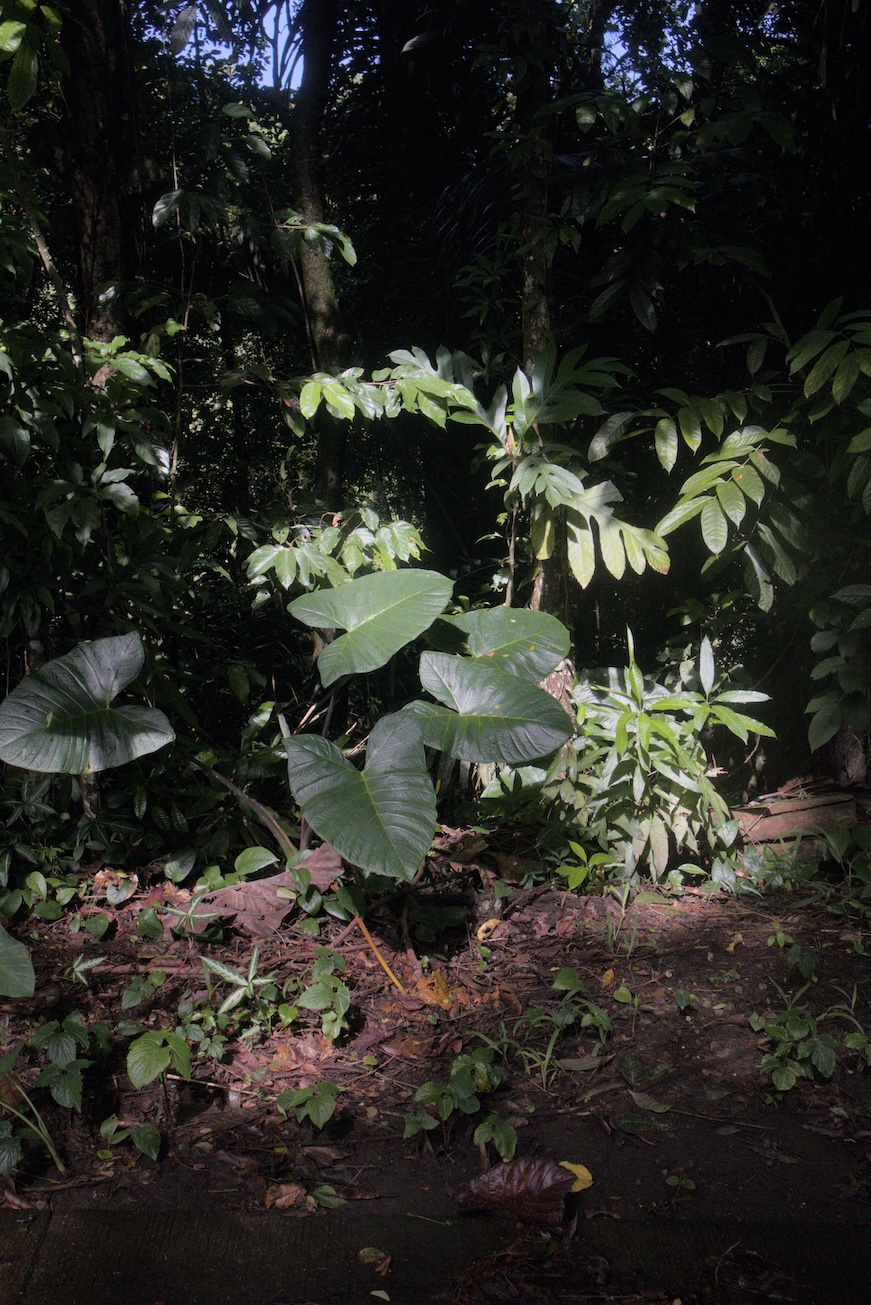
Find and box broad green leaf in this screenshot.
[566,517,596,587]
[698,399,724,436]
[803,339,850,397]
[127,1032,171,1089]
[832,351,860,404]
[530,505,555,558]
[131,1122,162,1160]
[807,702,842,752]
[711,705,774,740]
[716,479,746,526]
[743,544,774,611]
[846,427,871,454]
[284,712,436,880]
[0,634,175,773]
[414,653,572,763]
[786,328,836,374]
[289,570,453,687]
[677,406,702,451]
[152,190,183,229]
[234,846,279,876]
[732,463,764,505]
[444,608,569,681]
[597,516,626,578]
[648,816,669,875]
[655,417,678,471]
[656,498,704,536]
[700,499,728,554]
[0,21,26,54]
[0,925,34,998]
[299,380,321,419]
[7,44,37,111]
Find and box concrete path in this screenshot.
[1,1208,866,1303]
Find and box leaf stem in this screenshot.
[352,914,406,994]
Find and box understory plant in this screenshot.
[0,633,175,996]
[282,570,574,883]
[547,633,773,886]
[404,1046,516,1158]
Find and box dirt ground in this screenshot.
[2,838,871,1297]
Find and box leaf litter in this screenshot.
[2,849,871,1299]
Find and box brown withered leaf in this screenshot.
[300,842,344,891]
[188,845,343,937]
[0,1071,25,1111]
[264,1181,307,1210]
[187,872,296,936]
[456,1158,576,1227]
[381,1034,434,1058]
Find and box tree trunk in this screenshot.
[289,0,353,508]
[58,0,140,341]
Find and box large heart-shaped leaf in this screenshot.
[289,570,453,687]
[414,653,572,763]
[443,608,569,681]
[0,925,35,997]
[0,633,175,773]
[284,712,436,880]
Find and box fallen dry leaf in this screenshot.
[381,1034,434,1058]
[476,917,502,943]
[411,970,454,1009]
[301,1145,347,1163]
[456,1157,578,1227]
[558,1161,594,1192]
[189,871,299,937]
[264,1181,307,1210]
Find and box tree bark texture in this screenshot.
[58,0,140,341]
[290,0,353,508]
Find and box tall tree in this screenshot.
[288,0,352,506]
[56,0,141,340]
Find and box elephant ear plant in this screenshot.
[284,569,573,882]
[0,633,174,996]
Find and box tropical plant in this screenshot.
[283,569,573,882]
[550,633,773,885]
[0,633,174,995]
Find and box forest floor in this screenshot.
[3,829,871,1302]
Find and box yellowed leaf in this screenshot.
[600,968,615,988]
[558,1161,594,1192]
[725,932,744,953]
[412,970,454,1009]
[476,917,502,943]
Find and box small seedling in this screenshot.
[674,988,697,1013]
[750,983,838,1092]
[98,1114,162,1160]
[664,1169,696,1205]
[472,1112,517,1161]
[277,1081,342,1129]
[294,948,351,1041]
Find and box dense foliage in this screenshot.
[0,0,870,993]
